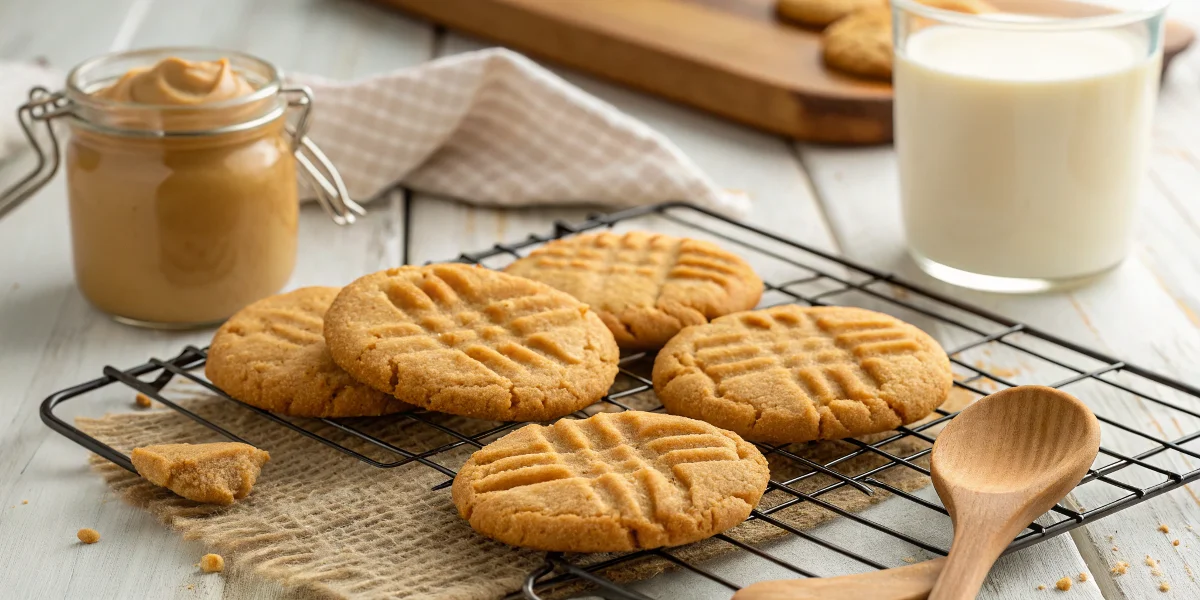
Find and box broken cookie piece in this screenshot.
[131,442,269,506]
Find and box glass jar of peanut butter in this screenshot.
[0,47,361,328]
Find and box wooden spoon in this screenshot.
[733,386,1100,600]
[929,385,1100,599]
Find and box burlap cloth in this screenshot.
[78,377,973,599]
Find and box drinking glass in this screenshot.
[893,0,1168,293]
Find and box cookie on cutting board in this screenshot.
[452,410,770,552]
[323,264,620,422]
[653,305,952,444]
[205,287,414,418]
[776,0,885,28]
[504,232,763,351]
[822,7,894,80]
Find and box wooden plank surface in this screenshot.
[0,0,1197,598]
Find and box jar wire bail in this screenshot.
[0,88,71,220]
[284,85,364,226]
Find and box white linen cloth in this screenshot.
[0,49,749,217]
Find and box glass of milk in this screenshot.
[893,0,1167,293]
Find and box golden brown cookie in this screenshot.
[653,305,952,444]
[776,0,885,28]
[323,264,620,422]
[130,442,270,506]
[822,0,998,80]
[822,7,894,80]
[452,410,770,552]
[205,287,413,418]
[504,232,763,351]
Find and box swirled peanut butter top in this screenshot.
[96,57,254,104]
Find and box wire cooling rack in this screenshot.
[42,202,1200,599]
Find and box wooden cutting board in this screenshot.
[370,0,1195,145]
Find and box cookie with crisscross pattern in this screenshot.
[504,232,763,350]
[323,264,620,421]
[653,305,952,443]
[205,287,414,418]
[452,410,770,552]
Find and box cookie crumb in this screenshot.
[1056,577,1072,591]
[76,528,100,544]
[1147,555,1164,577]
[1174,539,1181,546]
[21,500,28,505]
[1078,572,1088,582]
[1112,546,1119,552]
[187,584,194,590]
[1160,581,1170,592]
[1160,524,1171,534]
[200,553,224,573]
[1037,584,1046,590]
[901,556,916,564]
[135,393,153,408]
[1112,561,1130,575]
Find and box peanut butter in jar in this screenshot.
[0,48,360,329]
[68,52,299,327]
[69,56,298,327]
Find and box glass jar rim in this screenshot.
[66,46,282,112]
[891,0,1170,31]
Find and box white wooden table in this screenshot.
[2,1,1199,598]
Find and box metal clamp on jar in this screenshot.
[0,47,361,328]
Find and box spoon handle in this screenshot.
[928,525,1009,600]
[732,558,944,600]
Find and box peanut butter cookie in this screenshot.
[206,287,413,418]
[776,0,885,28]
[653,305,952,443]
[822,7,894,80]
[131,442,270,506]
[452,410,770,552]
[504,232,763,351]
[323,264,620,421]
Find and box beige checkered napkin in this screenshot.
[289,48,749,217]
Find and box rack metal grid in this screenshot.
[41,202,1200,599]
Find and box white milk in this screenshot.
[895,22,1160,282]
